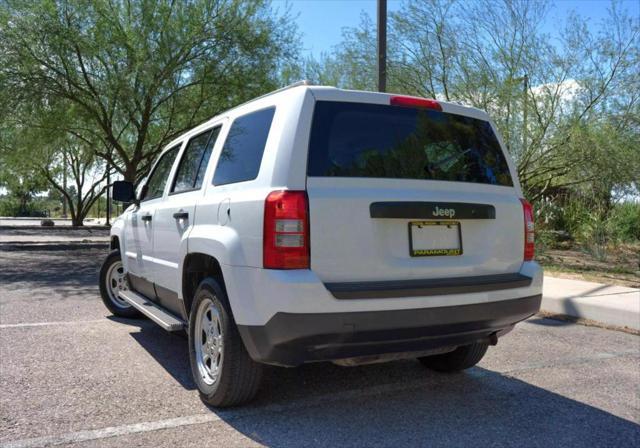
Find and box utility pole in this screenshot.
[106,165,111,227]
[377,0,387,92]
[62,150,67,218]
[523,74,528,154]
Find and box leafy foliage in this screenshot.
[0,0,300,224]
[1,0,299,182]
[303,0,639,204]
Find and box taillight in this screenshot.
[390,95,442,111]
[263,190,309,269]
[520,198,535,261]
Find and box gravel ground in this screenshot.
[0,248,639,447]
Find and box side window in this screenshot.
[143,146,180,201]
[171,126,221,193]
[212,107,275,186]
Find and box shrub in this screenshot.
[578,211,610,261]
[0,197,20,216]
[557,200,591,241]
[608,202,640,243]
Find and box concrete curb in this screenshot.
[542,276,640,331]
[0,242,109,251]
[0,225,110,231]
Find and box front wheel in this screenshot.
[418,342,489,372]
[188,277,263,407]
[99,250,141,318]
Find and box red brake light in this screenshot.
[390,95,442,111]
[520,198,535,261]
[263,190,310,269]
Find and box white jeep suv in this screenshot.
[100,82,543,407]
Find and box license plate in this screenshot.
[409,221,462,257]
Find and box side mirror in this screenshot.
[112,181,136,203]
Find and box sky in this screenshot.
[284,0,640,58]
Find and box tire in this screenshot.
[418,342,489,372]
[188,277,263,407]
[99,250,141,318]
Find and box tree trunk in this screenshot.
[124,164,137,184]
[71,202,83,227]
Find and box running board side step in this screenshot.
[118,290,186,332]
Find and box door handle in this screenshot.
[173,211,189,220]
[141,214,152,222]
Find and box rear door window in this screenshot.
[307,101,513,186]
[171,127,221,193]
[212,107,275,186]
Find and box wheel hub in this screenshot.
[195,299,224,386]
[106,260,132,309]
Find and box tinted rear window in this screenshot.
[307,101,513,186]
[213,107,275,186]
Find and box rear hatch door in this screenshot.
[305,98,524,283]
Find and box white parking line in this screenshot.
[2,348,639,448]
[0,414,220,448]
[0,380,426,448]
[0,319,109,329]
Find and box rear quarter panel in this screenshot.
[192,87,312,271]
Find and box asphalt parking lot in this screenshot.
[1,247,639,447]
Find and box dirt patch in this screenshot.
[538,243,640,288]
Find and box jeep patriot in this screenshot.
[100,82,543,407]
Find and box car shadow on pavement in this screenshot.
[223,363,639,447]
[126,324,639,447]
[126,321,196,390]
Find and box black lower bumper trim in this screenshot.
[238,294,541,367]
[325,273,533,299]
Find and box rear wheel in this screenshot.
[99,250,141,318]
[188,277,263,407]
[418,342,489,372]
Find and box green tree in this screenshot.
[0,122,49,216]
[305,0,639,203]
[0,161,49,216]
[2,101,111,226]
[1,0,299,183]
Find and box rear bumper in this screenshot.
[222,261,543,327]
[238,294,541,367]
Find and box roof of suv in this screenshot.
[163,81,492,152]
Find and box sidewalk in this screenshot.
[542,276,640,331]
[0,217,110,226]
[0,227,109,248]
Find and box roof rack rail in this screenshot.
[231,80,313,111]
[278,79,312,91]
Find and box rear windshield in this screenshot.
[307,101,513,186]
